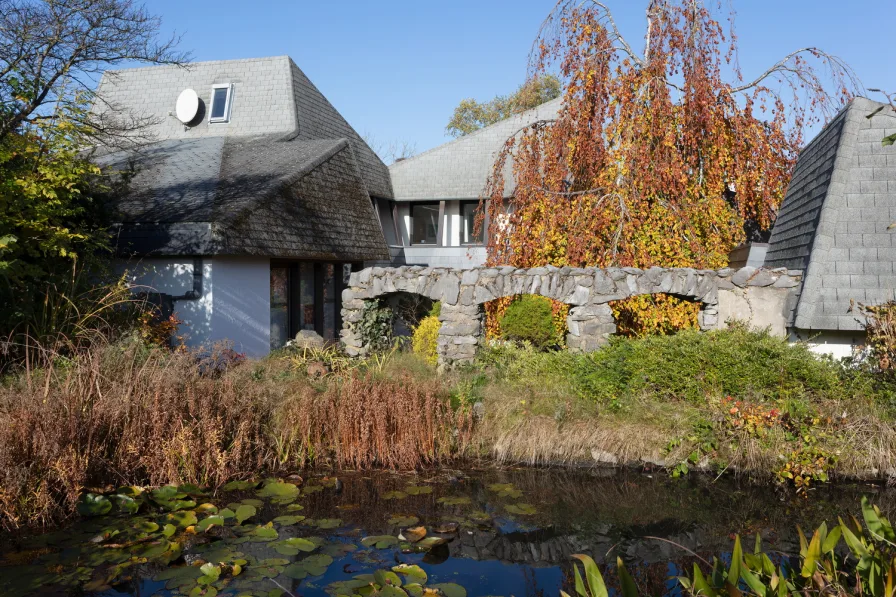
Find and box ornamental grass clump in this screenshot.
[0,337,468,531]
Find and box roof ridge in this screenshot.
[389,96,564,169]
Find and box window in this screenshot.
[411,203,440,245]
[461,201,484,245]
[209,84,233,123]
[269,262,347,350]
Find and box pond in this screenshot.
[1,467,893,597]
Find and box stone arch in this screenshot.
[340,265,799,365]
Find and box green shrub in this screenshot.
[357,300,394,353]
[499,295,559,349]
[479,325,889,405]
[412,315,440,365]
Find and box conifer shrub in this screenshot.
[498,295,559,349]
[412,316,440,365]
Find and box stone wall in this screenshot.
[340,265,803,366]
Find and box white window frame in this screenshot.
[208,83,233,123]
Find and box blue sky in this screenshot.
[148,0,893,156]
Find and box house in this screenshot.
[764,97,896,358]
[94,56,391,356]
[381,98,563,269]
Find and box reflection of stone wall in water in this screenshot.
[340,265,803,365]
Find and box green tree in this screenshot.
[445,74,561,138]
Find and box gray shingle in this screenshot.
[388,98,563,201]
[765,97,896,332]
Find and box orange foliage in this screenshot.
[478,0,855,335]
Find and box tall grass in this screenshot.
[0,339,467,531]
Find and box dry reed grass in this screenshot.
[0,338,468,531]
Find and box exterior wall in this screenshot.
[117,257,213,351]
[791,329,866,361]
[208,257,271,358]
[402,247,487,269]
[118,256,271,358]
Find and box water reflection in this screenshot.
[1,467,892,596]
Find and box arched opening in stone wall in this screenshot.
[368,291,438,342]
[609,293,704,338]
[484,295,569,350]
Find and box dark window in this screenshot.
[269,262,346,350]
[270,267,290,350]
[210,85,231,122]
[461,201,484,245]
[411,203,440,245]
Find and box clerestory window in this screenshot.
[209,84,233,123]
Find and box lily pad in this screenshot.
[109,493,140,514]
[222,480,258,491]
[401,526,427,543]
[387,515,420,526]
[309,518,342,529]
[250,525,279,541]
[437,496,472,506]
[256,481,300,503]
[375,569,403,587]
[272,514,305,526]
[286,503,305,511]
[77,493,112,517]
[431,583,467,597]
[504,503,537,516]
[240,498,264,507]
[283,554,333,579]
[283,537,318,552]
[135,520,160,534]
[234,504,256,524]
[392,564,427,585]
[166,510,198,528]
[382,491,407,500]
[404,485,432,495]
[487,483,522,499]
[197,515,225,531]
[195,503,218,514]
[361,535,399,549]
[218,508,235,519]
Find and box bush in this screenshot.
[479,324,885,405]
[412,315,440,365]
[499,295,559,349]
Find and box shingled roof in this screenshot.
[100,134,389,261]
[765,97,896,331]
[389,97,563,201]
[93,56,390,261]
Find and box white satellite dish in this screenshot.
[175,88,200,124]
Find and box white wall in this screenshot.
[209,257,270,357]
[117,257,213,350]
[117,256,271,357]
[790,329,865,361]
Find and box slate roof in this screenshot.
[389,97,563,201]
[95,56,391,199]
[101,135,389,261]
[93,56,391,261]
[764,97,896,331]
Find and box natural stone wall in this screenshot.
[341,265,803,366]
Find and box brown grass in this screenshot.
[0,339,467,531]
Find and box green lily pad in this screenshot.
[135,520,160,533]
[154,564,203,589]
[152,486,185,501]
[240,498,264,507]
[235,504,256,524]
[161,523,177,537]
[375,569,403,587]
[487,483,522,499]
[404,583,425,597]
[219,508,235,519]
[272,515,305,526]
[198,515,225,531]
[309,518,342,529]
[77,493,112,517]
[431,583,467,597]
[437,496,472,506]
[283,553,334,579]
[222,479,258,491]
[302,484,323,495]
[165,510,198,528]
[392,564,427,585]
[286,503,305,511]
[195,503,218,514]
[404,485,432,495]
[256,481,300,503]
[382,491,408,500]
[178,483,207,496]
[361,535,399,549]
[110,493,140,514]
[283,537,318,551]
[504,503,537,516]
[387,515,420,526]
[250,525,279,541]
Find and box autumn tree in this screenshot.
[483,0,858,336]
[446,73,561,137]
